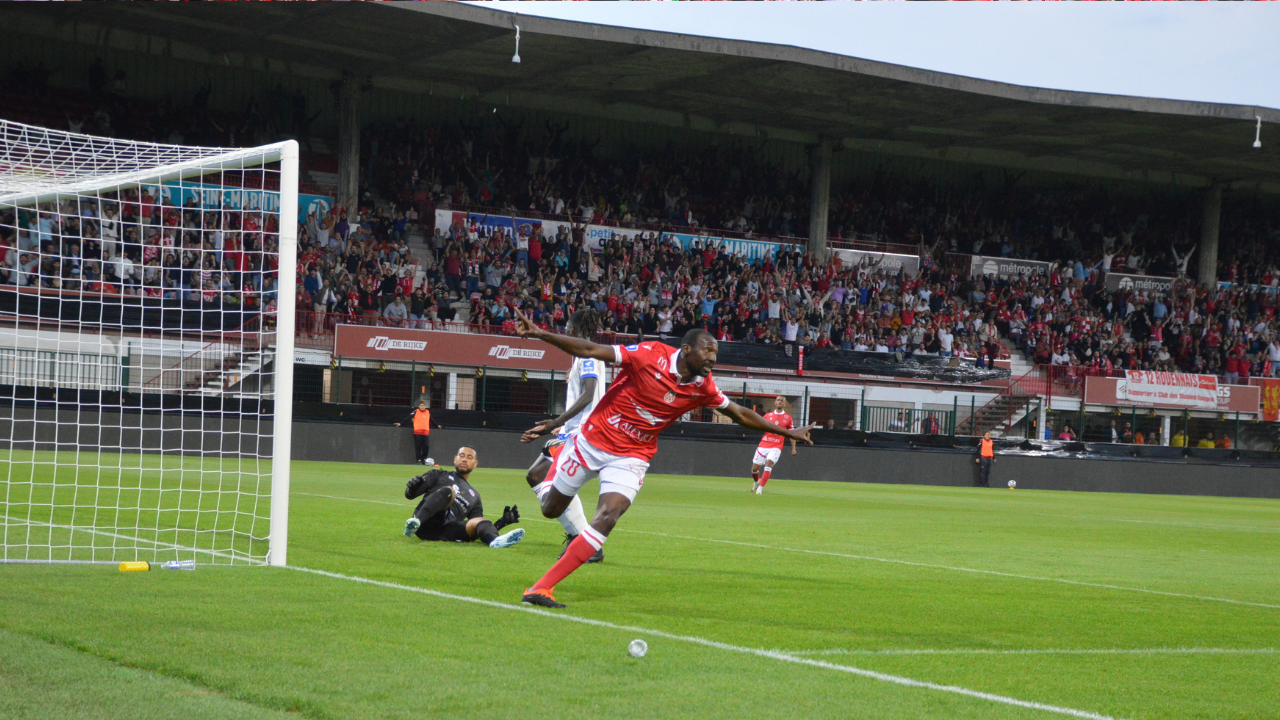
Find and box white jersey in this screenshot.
[559,356,606,439]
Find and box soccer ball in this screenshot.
[424,457,435,467]
[628,639,648,658]
[1007,480,1017,489]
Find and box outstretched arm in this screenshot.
[718,401,816,444]
[513,308,615,362]
[521,377,598,442]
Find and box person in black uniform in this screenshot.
[403,446,524,548]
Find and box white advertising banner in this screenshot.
[832,248,920,276]
[433,209,919,273]
[1117,370,1218,409]
[969,255,1053,280]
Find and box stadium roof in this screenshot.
[11,1,1280,192]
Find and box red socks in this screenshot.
[531,526,606,591]
[751,468,760,483]
[759,467,772,488]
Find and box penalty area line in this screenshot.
[785,647,1280,657]
[623,528,1280,611]
[288,565,1122,720]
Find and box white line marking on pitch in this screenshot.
[288,565,1122,720]
[620,528,1280,611]
[294,491,1280,610]
[785,647,1280,657]
[1035,513,1280,533]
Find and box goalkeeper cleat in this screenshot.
[403,517,420,537]
[494,505,520,531]
[522,587,566,608]
[488,528,525,549]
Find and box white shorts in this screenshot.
[752,446,782,466]
[550,435,650,503]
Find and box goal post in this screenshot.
[0,119,298,566]
[269,141,297,568]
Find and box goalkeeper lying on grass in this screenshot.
[402,446,523,548]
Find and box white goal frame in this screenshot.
[0,120,297,567]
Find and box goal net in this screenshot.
[0,119,297,566]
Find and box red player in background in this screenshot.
[750,395,797,495]
[512,308,816,608]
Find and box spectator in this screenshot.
[383,295,409,325]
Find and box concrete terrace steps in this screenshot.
[968,392,1037,437]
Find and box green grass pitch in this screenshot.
[2,455,1279,719]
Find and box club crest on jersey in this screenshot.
[663,391,676,404]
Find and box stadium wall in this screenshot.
[3,408,1274,499]
[291,422,1280,501]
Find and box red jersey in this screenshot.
[758,411,794,450]
[581,342,729,461]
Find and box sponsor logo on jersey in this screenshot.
[488,345,546,360]
[625,344,639,351]
[366,336,427,351]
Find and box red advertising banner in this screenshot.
[1120,370,1218,409]
[334,324,573,371]
[1253,377,1280,422]
[1085,375,1260,414]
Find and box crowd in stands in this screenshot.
[967,262,1280,382]
[363,117,811,239]
[6,58,1280,383]
[295,206,1019,365]
[365,115,1280,286]
[0,190,282,312]
[296,201,1280,383]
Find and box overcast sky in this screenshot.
[478,2,1280,111]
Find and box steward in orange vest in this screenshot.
[395,400,437,465]
[974,431,995,487]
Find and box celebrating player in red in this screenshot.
[750,395,796,495]
[512,308,816,608]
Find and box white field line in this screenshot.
[785,647,1280,658]
[1034,513,1280,533]
[0,515,263,565]
[293,491,1280,611]
[289,565,1123,720]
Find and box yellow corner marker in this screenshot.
[119,561,151,572]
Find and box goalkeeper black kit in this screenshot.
[405,469,485,542]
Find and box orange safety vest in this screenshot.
[412,408,431,435]
[979,438,994,459]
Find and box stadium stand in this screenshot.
[4,59,1280,396]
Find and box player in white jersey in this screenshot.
[521,309,606,562]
